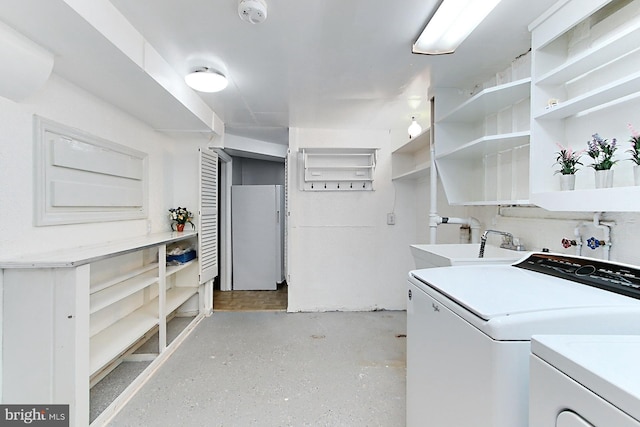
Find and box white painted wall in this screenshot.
[0,74,204,258]
[285,122,640,313]
[5,72,640,315]
[287,128,417,312]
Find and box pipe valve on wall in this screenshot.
[586,237,607,250]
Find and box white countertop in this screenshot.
[0,231,197,268]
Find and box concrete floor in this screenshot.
[107,311,406,426]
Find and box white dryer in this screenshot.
[530,335,640,427]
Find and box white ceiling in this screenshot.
[1,0,558,145]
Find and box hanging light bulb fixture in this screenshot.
[408,116,422,139]
[184,67,228,93]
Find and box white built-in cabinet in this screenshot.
[433,64,532,205]
[0,231,209,427]
[391,130,431,181]
[529,0,640,211]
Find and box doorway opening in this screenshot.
[212,150,288,311]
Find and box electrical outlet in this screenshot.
[387,213,396,225]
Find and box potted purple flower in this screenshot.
[586,133,617,188]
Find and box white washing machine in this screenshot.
[406,252,640,427]
[530,335,640,427]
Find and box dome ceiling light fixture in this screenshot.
[408,116,422,139]
[184,67,228,93]
[238,0,268,24]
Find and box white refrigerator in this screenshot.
[231,185,284,290]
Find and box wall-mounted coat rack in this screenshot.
[298,147,377,191]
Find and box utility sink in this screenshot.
[410,243,529,269]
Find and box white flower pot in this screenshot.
[594,169,614,189]
[559,174,576,191]
[634,165,640,186]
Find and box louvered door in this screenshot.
[199,148,218,284]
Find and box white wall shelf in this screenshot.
[392,131,431,181]
[537,18,640,85]
[90,263,159,294]
[88,259,197,315]
[532,186,640,211]
[434,65,532,205]
[435,131,531,160]
[392,163,430,181]
[166,287,199,314]
[530,0,640,211]
[0,231,209,427]
[299,147,377,191]
[90,269,159,314]
[534,71,640,120]
[439,78,532,123]
[90,304,158,375]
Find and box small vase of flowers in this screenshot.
[554,143,583,191]
[587,133,617,188]
[169,207,195,232]
[627,123,640,186]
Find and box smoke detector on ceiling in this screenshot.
[238,0,267,24]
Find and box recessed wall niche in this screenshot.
[34,115,148,225]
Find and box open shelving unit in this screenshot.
[88,258,198,376]
[434,74,532,205]
[529,0,640,211]
[391,130,431,181]
[439,78,531,123]
[0,231,209,427]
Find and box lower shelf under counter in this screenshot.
[90,286,198,376]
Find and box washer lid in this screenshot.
[532,335,640,422]
[410,263,640,320]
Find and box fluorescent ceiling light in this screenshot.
[413,0,502,55]
[185,67,228,92]
[408,117,422,138]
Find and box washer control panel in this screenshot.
[514,253,640,299]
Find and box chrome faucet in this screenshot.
[479,229,525,257]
